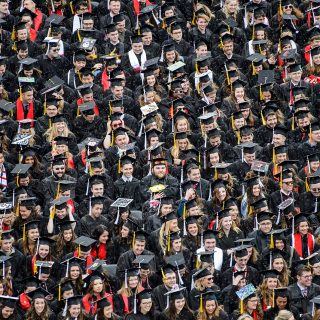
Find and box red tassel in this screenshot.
[308,11,311,28]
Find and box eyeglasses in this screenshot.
[311,188,320,192]
[283,181,293,185]
[52,49,59,52]
[206,277,214,281]
[248,299,258,303]
[284,5,293,8]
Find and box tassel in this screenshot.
[70,1,74,14]
[279,0,283,16]
[261,110,266,125]
[231,115,235,130]
[55,182,61,199]
[125,269,128,288]
[43,95,47,115]
[50,205,56,220]
[118,159,121,174]
[280,170,283,189]
[19,86,22,102]
[132,231,136,249]
[77,244,80,256]
[196,256,199,269]
[237,130,241,145]
[214,168,218,180]
[270,233,274,249]
[58,284,61,301]
[15,204,19,217]
[272,147,276,164]
[240,299,244,314]
[167,231,170,252]
[200,294,203,313]
[161,268,167,281]
[111,130,114,146]
[23,223,26,241]
[183,204,187,236]
[49,119,52,128]
[252,61,256,76]
[77,30,81,42]
[16,175,20,187]
[291,115,295,131]
[306,177,311,192]
[259,85,263,101]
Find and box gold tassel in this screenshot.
[33,263,37,275]
[279,0,283,16]
[15,204,19,217]
[118,159,121,174]
[272,290,275,308]
[132,231,136,249]
[272,147,276,164]
[11,26,16,42]
[43,95,47,115]
[89,163,93,176]
[219,37,223,49]
[161,268,167,281]
[19,86,23,102]
[310,125,313,143]
[191,13,196,26]
[248,204,253,216]
[291,116,295,131]
[240,300,244,314]
[23,224,26,241]
[111,130,114,146]
[77,70,82,82]
[70,1,74,14]
[280,170,283,189]
[252,61,256,76]
[49,119,52,128]
[200,294,203,313]
[16,175,20,188]
[237,130,241,145]
[77,30,81,42]
[55,182,60,199]
[167,231,170,252]
[214,168,218,180]
[196,256,199,269]
[195,62,199,74]
[261,110,266,125]
[231,115,235,130]
[50,205,56,220]
[306,177,311,192]
[270,233,274,249]
[77,244,80,256]
[259,85,263,101]
[58,284,61,301]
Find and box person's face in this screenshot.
[289,70,302,82]
[252,184,261,197]
[177,138,188,150]
[298,271,313,287]
[165,50,176,63]
[34,298,45,314]
[24,156,34,165]
[266,277,278,289]
[133,240,145,255]
[228,205,239,221]
[255,30,265,40]
[172,239,181,252]
[1,239,12,253]
[164,272,176,287]
[275,239,285,250]
[55,121,65,132]
[19,206,31,219]
[266,114,277,128]
[49,46,60,58]
[259,219,272,233]
[313,54,320,66]
[146,74,156,86]
[235,255,249,269]
[226,0,237,12]
[209,152,219,164]
[63,289,73,299]
[222,41,234,55]
[196,45,208,56]
[52,164,65,177]
[121,226,129,237]
[23,0,35,11]
[83,18,94,30]
[204,238,216,251]
[0,2,9,14]
[176,119,188,132]
[21,16,32,29]
[189,206,199,216]
[161,204,173,215]
[92,279,103,293]
[169,219,179,232]
[276,152,287,164]
[140,298,152,313]
[282,177,294,192]
[188,168,201,182]
[187,223,198,236]
[128,276,139,288]
[276,296,287,310]
[222,216,232,231]
[1,306,13,318]
[108,30,119,43]
[174,298,185,312]
[272,133,286,146]
[246,296,258,310]
[70,266,80,279]
[91,183,104,197]
[62,229,73,242]
[298,221,309,235]
[109,0,120,13]
[216,187,227,201]
[55,208,67,219]
[244,152,255,165]
[312,129,320,143]
[22,90,33,104]
[82,92,93,103]
[197,17,208,30]
[121,163,133,177]
[112,85,123,99]
[142,32,152,45]
[116,20,125,32]
[273,258,284,272]
[171,28,182,41]
[310,161,320,173]
[18,48,29,59]
[153,164,166,178]
[91,204,103,217]
[38,244,49,258]
[69,304,81,317]
[115,134,129,148]
[203,274,214,287]
[205,300,216,315]
[313,262,320,275]
[209,135,221,147]
[74,60,86,71]
[132,43,144,54]
[2,213,13,227]
[99,230,109,244]
[17,28,28,40]
[19,176,30,186]
[234,87,244,99]
[28,228,39,241]
[24,68,33,76]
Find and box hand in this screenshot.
[185,188,194,200]
[93,63,103,70]
[173,158,181,165]
[232,275,243,286]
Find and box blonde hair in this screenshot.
[222,0,240,18]
[44,122,72,142]
[171,139,194,159]
[275,310,294,320]
[159,220,178,253]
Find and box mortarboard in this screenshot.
[133,255,154,269]
[27,287,50,300]
[73,236,96,252]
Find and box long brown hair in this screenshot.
[25,299,50,320]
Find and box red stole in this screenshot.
[48,8,63,16]
[81,149,86,167]
[294,233,314,257]
[83,293,113,315]
[133,0,152,15]
[29,28,37,42]
[16,98,34,123]
[1,224,10,231]
[101,69,110,91]
[121,294,130,314]
[76,98,99,116]
[305,44,311,64]
[31,255,37,275]
[91,243,107,260]
[253,310,258,320]
[33,9,43,32]
[67,157,75,169]
[208,219,216,230]
[73,251,93,273]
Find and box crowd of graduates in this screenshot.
[4,0,320,319]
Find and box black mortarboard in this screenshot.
[73,236,96,252]
[19,197,37,207]
[193,267,211,281]
[96,297,111,309]
[0,296,18,308]
[164,287,185,300]
[260,269,280,278]
[133,255,154,269]
[257,211,274,222]
[27,287,50,300]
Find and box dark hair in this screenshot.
[92,225,110,241]
[297,266,312,277]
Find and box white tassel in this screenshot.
[176,262,184,285]
[115,207,120,224]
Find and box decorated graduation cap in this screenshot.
[34,260,54,278]
[236,283,256,314]
[111,198,133,225]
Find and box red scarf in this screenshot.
[67,157,75,169]
[83,293,113,315]
[16,99,34,123]
[73,251,93,273]
[29,28,37,42]
[33,9,43,32]
[81,149,87,167]
[31,255,37,276]
[91,243,107,260]
[101,69,110,92]
[133,0,152,15]
[253,310,258,320]
[48,7,64,16]
[76,98,99,116]
[1,224,10,231]
[121,294,130,314]
[294,233,314,257]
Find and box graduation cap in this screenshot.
[0,296,18,308]
[11,164,31,181]
[111,198,133,224]
[96,296,111,309]
[0,100,14,114]
[251,198,268,211]
[160,211,177,224]
[60,256,85,277]
[51,155,67,166]
[133,255,154,269]
[27,287,50,300]
[0,230,13,241]
[73,236,96,252]
[260,269,280,278]
[83,270,105,286]
[130,34,143,44]
[18,57,38,71]
[164,287,186,301]
[202,229,219,240]
[257,211,274,223]
[233,244,252,258]
[193,267,212,281]
[51,196,70,211]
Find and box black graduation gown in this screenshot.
[300,192,320,214]
[221,266,260,289]
[126,312,154,320]
[114,177,142,210]
[247,229,270,254]
[73,115,107,142]
[80,214,110,237]
[157,308,195,320]
[217,229,244,250]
